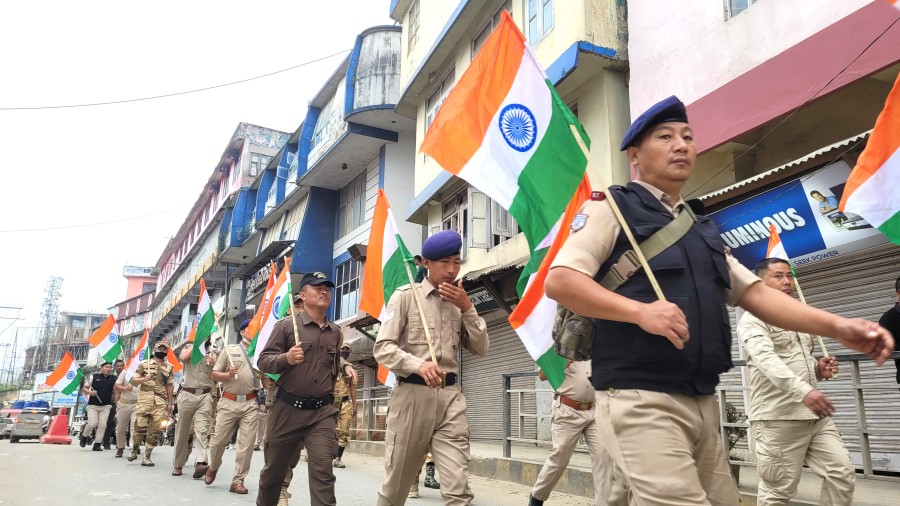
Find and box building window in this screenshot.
[527,0,553,44]
[249,153,271,177]
[725,0,759,19]
[334,259,361,320]
[142,283,156,294]
[472,1,512,57]
[408,0,420,52]
[441,189,468,260]
[425,69,455,132]
[337,172,366,238]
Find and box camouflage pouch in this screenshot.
[552,303,594,361]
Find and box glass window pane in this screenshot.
[543,0,553,33]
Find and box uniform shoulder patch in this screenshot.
[591,191,606,201]
[571,213,588,232]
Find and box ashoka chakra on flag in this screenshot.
[499,104,537,152]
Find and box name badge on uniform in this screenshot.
[571,213,588,232]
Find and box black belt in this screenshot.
[181,387,211,395]
[340,396,350,403]
[276,389,331,410]
[399,372,457,386]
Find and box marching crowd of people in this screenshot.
[70,97,897,506]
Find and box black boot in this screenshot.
[80,436,87,448]
[423,462,440,489]
[92,443,103,452]
[338,446,346,459]
[528,495,544,506]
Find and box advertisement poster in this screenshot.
[709,161,887,269]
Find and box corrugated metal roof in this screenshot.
[462,256,529,282]
[698,131,871,201]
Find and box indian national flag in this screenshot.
[420,11,589,388]
[47,351,83,395]
[247,262,276,356]
[166,347,183,373]
[123,330,149,380]
[251,257,293,370]
[766,223,790,261]
[889,0,900,10]
[839,73,900,244]
[360,189,417,322]
[377,364,397,388]
[191,278,216,364]
[87,314,122,363]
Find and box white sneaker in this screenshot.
[408,483,419,498]
[277,486,291,506]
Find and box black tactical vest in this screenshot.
[591,183,733,395]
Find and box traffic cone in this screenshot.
[41,407,72,445]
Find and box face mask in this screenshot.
[154,351,167,359]
[339,351,350,360]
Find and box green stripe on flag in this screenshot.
[536,348,568,389]
[508,81,589,253]
[62,369,84,396]
[878,211,900,243]
[382,239,416,302]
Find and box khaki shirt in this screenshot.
[556,361,594,403]
[133,359,174,406]
[738,311,821,421]
[257,312,342,400]
[214,343,259,395]
[374,279,489,378]
[116,373,139,404]
[182,357,215,390]
[550,180,759,305]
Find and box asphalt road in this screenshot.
[0,439,592,505]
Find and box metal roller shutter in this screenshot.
[461,312,537,442]
[721,242,900,470]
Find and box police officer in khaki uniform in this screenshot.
[374,229,489,506]
[545,95,894,506]
[201,320,260,495]
[332,345,357,469]
[739,258,854,505]
[113,365,140,457]
[530,361,625,506]
[172,339,217,479]
[128,341,175,466]
[256,271,343,506]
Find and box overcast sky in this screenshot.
[0,1,394,362]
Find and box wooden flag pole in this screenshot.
[791,277,837,379]
[289,292,302,347]
[568,124,666,301]
[401,256,440,367]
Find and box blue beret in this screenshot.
[620,96,688,151]
[422,230,462,260]
[240,319,251,331]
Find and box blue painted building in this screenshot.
[229,25,420,338]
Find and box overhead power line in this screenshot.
[0,206,186,233]
[0,48,351,111]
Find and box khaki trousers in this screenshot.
[133,402,166,450]
[84,405,112,442]
[336,399,352,447]
[257,400,338,506]
[115,402,137,449]
[596,390,739,506]
[208,397,259,484]
[532,398,626,505]
[377,382,472,506]
[752,418,855,505]
[173,390,212,467]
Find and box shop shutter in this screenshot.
[461,313,538,442]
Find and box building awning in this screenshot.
[462,256,529,282]
[698,131,870,205]
[230,240,294,280]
